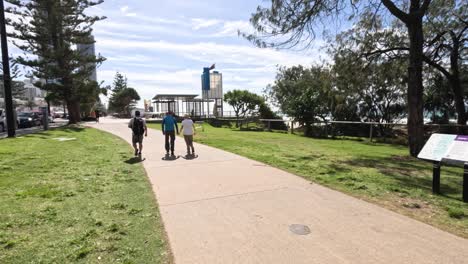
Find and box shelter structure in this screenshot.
[151,65,224,118]
[152,94,213,118]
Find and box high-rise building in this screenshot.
[77,35,97,82]
[201,70,223,116]
[23,78,45,100]
[202,71,223,99]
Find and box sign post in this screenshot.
[418,134,468,202]
[40,106,49,131]
[432,161,440,194]
[464,163,468,203]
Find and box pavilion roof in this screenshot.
[152,94,198,101]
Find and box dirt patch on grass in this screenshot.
[373,194,468,238]
[389,155,415,162]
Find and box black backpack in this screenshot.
[132,117,144,135]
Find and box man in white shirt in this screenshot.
[179,114,196,155]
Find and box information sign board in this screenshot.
[419,134,468,203]
[445,135,468,162]
[417,134,457,161]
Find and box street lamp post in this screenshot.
[0,0,15,137]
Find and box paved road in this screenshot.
[90,117,468,264]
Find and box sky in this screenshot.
[84,0,326,107]
[3,0,330,108]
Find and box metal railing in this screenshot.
[253,119,468,141]
[148,111,242,119]
[146,114,467,141]
[307,121,467,140]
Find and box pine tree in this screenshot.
[108,72,129,113]
[0,60,26,99]
[6,0,106,124]
[112,72,128,94]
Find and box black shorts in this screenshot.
[132,134,144,144]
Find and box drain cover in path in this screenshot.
[289,224,311,235]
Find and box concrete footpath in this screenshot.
[90,118,468,264]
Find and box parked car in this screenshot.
[18,112,41,128]
[0,109,19,132]
[53,111,68,119]
[53,112,68,119]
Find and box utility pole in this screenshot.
[0,0,15,137]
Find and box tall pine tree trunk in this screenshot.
[64,77,81,124]
[407,20,425,157]
[46,98,51,115]
[382,0,430,156]
[451,78,467,131]
[67,99,81,124]
[63,101,67,116]
[449,37,466,133]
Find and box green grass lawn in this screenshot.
[149,122,468,238]
[0,127,171,263]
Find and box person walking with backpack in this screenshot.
[179,114,196,156]
[128,111,147,156]
[162,111,179,156]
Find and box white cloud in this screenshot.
[106,54,155,63]
[93,27,157,40]
[132,15,189,27]
[93,20,195,38]
[120,6,129,13]
[191,18,222,30]
[214,20,253,37]
[96,38,319,67]
[99,69,199,86]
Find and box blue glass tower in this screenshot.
[201,67,210,91]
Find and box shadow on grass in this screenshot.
[124,157,145,164]
[21,131,48,138]
[13,125,84,139]
[60,126,85,133]
[343,155,463,199]
[231,129,265,132]
[326,163,353,174]
[231,129,290,134]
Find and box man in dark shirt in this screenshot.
[128,111,147,156]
